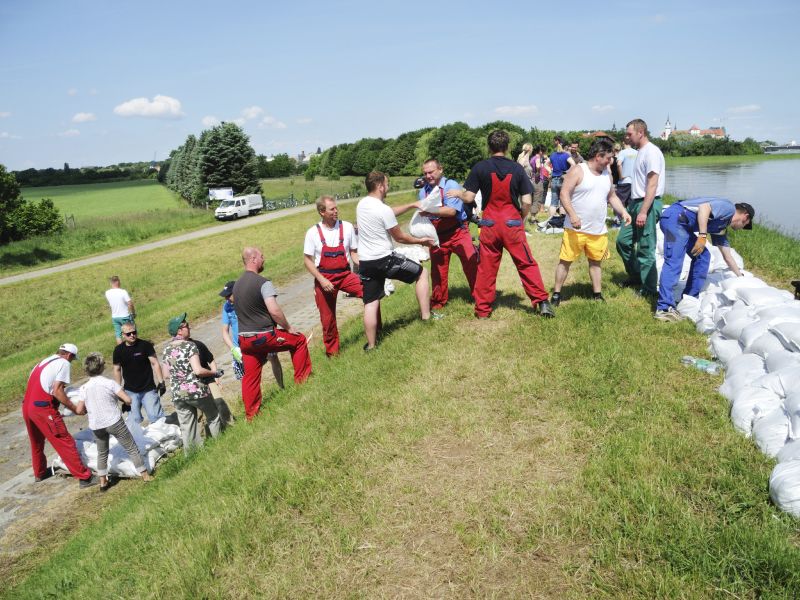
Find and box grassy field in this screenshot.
[261,175,417,201]
[4,219,800,597]
[665,153,800,166]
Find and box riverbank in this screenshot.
[666,153,800,166]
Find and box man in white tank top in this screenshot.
[551,139,631,305]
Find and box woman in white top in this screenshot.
[76,352,153,490]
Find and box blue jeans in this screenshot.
[549,176,563,208]
[657,204,711,311]
[126,388,165,424]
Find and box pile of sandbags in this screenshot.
[53,416,181,478]
[674,262,800,516]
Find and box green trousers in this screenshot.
[615,197,663,295]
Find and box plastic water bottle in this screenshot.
[681,355,722,375]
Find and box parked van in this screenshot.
[214,194,264,220]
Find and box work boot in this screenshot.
[79,474,99,489]
[538,300,556,318]
[34,467,54,482]
[550,292,562,307]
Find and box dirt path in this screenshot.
[0,269,365,565]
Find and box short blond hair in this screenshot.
[316,195,335,214]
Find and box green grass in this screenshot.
[4,227,800,597]
[665,153,800,166]
[261,175,417,201]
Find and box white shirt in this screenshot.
[79,375,123,430]
[356,195,397,261]
[565,163,611,235]
[617,147,638,184]
[31,355,71,394]
[105,288,131,318]
[303,220,358,266]
[631,141,665,199]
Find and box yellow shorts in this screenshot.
[559,229,609,262]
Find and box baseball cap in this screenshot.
[219,280,236,298]
[59,343,79,358]
[736,202,755,230]
[167,312,188,336]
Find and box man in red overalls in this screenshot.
[450,130,555,319]
[22,343,98,487]
[418,159,477,310]
[303,195,363,356]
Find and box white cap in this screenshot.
[58,343,78,358]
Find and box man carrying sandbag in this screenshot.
[656,198,754,322]
[418,158,477,311]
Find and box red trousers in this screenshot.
[474,219,549,317]
[22,403,91,480]
[314,270,363,356]
[239,330,311,420]
[430,227,478,309]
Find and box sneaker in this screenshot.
[550,292,561,307]
[538,300,556,318]
[79,474,99,489]
[363,343,377,352]
[619,279,641,289]
[429,311,445,321]
[654,307,684,322]
[34,467,54,482]
[593,294,606,302]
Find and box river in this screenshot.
[665,158,800,238]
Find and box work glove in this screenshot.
[214,369,225,379]
[690,236,707,257]
[231,347,242,362]
[121,401,131,413]
[156,381,167,396]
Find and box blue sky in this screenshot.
[0,0,797,171]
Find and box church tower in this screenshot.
[661,115,673,140]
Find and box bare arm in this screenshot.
[567,156,576,168]
[424,206,457,217]
[189,353,217,378]
[519,194,532,221]
[221,322,234,350]
[349,248,359,268]
[265,296,296,333]
[719,245,743,277]
[116,388,132,406]
[445,189,477,204]
[635,171,660,227]
[128,299,135,317]
[113,364,123,386]
[391,202,420,216]
[387,224,435,247]
[53,381,83,415]
[304,253,334,292]
[148,355,165,386]
[559,167,582,228]
[607,188,632,225]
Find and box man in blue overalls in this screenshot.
[656,198,754,322]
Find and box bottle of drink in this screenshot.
[681,356,722,375]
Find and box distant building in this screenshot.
[661,116,726,140]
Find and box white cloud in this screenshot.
[591,105,614,113]
[0,131,21,139]
[113,94,184,119]
[296,117,313,125]
[493,105,539,117]
[0,111,10,118]
[241,106,264,120]
[72,112,96,123]
[201,115,220,127]
[649,14,666,23]
[58,129,80,137]
[260,115,287,129]
[67,88,78,96]
[232,117,247,126]
[727,104,761,114]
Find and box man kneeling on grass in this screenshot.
[655,198,754,322]
[551,139,631,305]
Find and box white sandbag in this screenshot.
[771,322,800,353]
[745,331,788,359]
[393,243,430,263]
[754,365,800,398]
[752,408,790,457]
[730,387,783,437]
[418,186,443,213]
[720,275,767,292]
[777,439,800,463]
[786,391,800,440]
[757,304,800,326]
[718,353,766,402]
[700,292,726,319]
[677,295,701,322]
[719,305,754,330]
[739,320,770,348]
[708,245,744,272]
[769,460,800,517]
[709,333,742,364]
[737,287,794,308]
[409,211,439,246]
[696,317,716,335]
[720,314,753,340]
[766,349,800,373]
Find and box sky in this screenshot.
[1,0,798,171]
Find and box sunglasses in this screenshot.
[123,330,137,336]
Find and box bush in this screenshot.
[12,198,64,238]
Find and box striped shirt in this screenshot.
[79,375,123,430]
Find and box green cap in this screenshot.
[167,312,187,336]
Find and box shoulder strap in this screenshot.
[338,221,344,244]
[315,224,325,244]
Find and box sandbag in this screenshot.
[754,365,800,398]
[720,276,767,293]
[786,391,800,440]
[771,322,800,353]
[769,461,800,517]
[418,187,443,213]
[752,408,790,457]
[739,320,770,349]
[409,211,439,246]
[757,304,800,326]
[777,439,800,463]
[718,353,766,402]
[720,314,753,341]
[745,331,788,359]
[737,287,794,308]
[730,387,783,437]
[766,349,800,373]
[677,295,701,322]
[709,333,742,364]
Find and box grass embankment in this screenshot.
[1,181,209,275]
[665,153,800,167]
[5,222,800,597]
[261,175,416,200]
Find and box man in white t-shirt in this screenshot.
[616,118,666,297]
[551,139,631,305]
[356,171,436,351]
[105,275,136,344]
[21,343,98,487]
[615,141,638,207]
[303,195,362,356]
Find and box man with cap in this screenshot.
[303,195,363,356]
[112,321,166,424]
[220,280,284,386]
[22,343,98,487]
[233,247,312,420]
[655,198,754,322]
[162,313,223,450]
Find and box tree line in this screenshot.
[13,162,157,187]
[0,165,63,245]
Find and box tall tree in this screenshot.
[197,123,260,199]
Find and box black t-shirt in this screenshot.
[189,338,216,384]
[464,156,534,210]
[112,338,157,392]
[232,271,276,333]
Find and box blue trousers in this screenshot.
[657,204,711,311]
[126,388,165,424]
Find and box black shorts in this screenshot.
[358,252,423,304]
[615,183,632,208]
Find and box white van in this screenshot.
[214,194,264,220]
